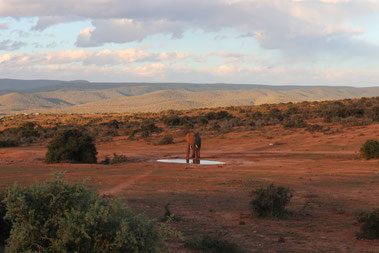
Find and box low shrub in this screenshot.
[249,184,293,218]
[45,128,98,164]
[161,203,181,222]
[163,115,181,126]
[0,122,42,147]
[356,209,379,239]
[322,101,347,122]
[267,108,285,122]
[157,135,174,145]
[282,116,307,128]
[0,192,11,248]
[100,156,110,165]
[185,235,242,253]
[360,140,379,160]
[110,153,128,164]
[0,139,19,148]
[2,173,165,252]
[206,111,233,120]
[306,124,323,132]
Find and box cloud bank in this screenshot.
[0,0,378,84]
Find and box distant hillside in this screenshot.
[0,79,354,94]
[54,87,379,113]
[1,81,378,114]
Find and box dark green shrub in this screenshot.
[306,124,323,132]
[285,106,299,115]
[110,153,128,164]
[205,112,217,120]
[251,111,263,120]
[360,140,379,160]
[267,108,285,121]
[322,101,347,122]
[356,209,379,239]
[17,122,41,138]
[0,192,11,247]
[367,106,379,122]
[3,173,165,252]
[163,115,181,126]
[185,235,243,253]
[206,111,233,120]
[282,116,307,128]
[157,135,174,145]
[0,139,19,148]
[45,129,98,163]
[100,156,110,165]
[215,111,233,120]
[346,103,365,118]
[196,116,209,125]
[250,184,293,218]
[140,120,160,137]
[161,203,181,222]
[209,122,221,131]
[104,119,120,129]
[0,122,42,147]
[141,121,159,133]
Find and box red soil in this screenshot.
[1,123,379,252]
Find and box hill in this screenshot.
[0,79,378,114]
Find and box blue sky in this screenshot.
[0,0,378,86]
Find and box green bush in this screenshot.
[110,153,128,164]
[360,140,379,160]
[367,106,379,122]
[157,135,174,145]
[161,203,181,222]
[266,108,285,122]
[45,129,98,163]
[306,124,323,132]
[0,192,11,248]
[185,235,242,253]
[2,173,165,252]
[249,184,293,218]
[321,101,347,122]
[282,116,307,128]
[0,122,42,148]
[0,139,19,148]
[356,209,379,239]
[163,115,181,126]
[206,111,233,120]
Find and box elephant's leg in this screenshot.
[194,146,198,162]
[191,146,195,158]
[186,144,190,163]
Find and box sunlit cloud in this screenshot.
[0,0,377,85]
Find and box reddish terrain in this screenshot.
[1,123,379,252]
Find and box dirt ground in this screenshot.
[1,123,379,252]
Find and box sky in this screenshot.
[0,0,378,86]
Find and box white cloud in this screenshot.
[0,47,378,86]
[0,0,378,57]
[76,18,185,47]
[32,16,83,31]
[0,40,27,50]
[0,20,11,29]
[0,0,378,85]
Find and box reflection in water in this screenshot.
[157,159,225,165]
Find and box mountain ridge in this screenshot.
[0,79,378,114]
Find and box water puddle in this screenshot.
[156,159,225,165]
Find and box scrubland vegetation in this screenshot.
[1,97,378,149]
[1,96,379,252]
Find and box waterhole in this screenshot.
[157,159,225,165]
